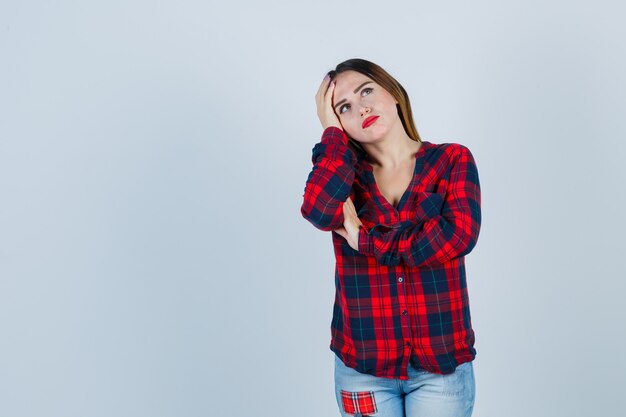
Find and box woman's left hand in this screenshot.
[335,197,362,251]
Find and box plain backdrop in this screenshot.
[1,1,625,416]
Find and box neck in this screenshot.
[361,123,422,169]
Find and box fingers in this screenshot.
[337,203,360,250]
[316,73,343,130]
[319,76,335,103]
[326,81,336,111]
[343,198,362,226]
[343,197,356,214]
[316,74,332,100]
[319,81,334,110]
[343,197,353,214]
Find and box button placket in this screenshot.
[397,271,414,360]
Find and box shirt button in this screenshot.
[405,341,412,347]
[402,310,408,316]
[398,277,404,283]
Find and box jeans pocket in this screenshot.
[442,361,472,397]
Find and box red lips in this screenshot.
[362,115,379,129]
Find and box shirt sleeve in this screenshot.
[357,144,481,268]
[300,126,357,231]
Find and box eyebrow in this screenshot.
[333,81,373,109]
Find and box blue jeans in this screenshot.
[334,355,475,417]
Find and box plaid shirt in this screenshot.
[301,127,481,379]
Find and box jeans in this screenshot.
[334,355,475,417]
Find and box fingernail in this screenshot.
[324,74,330,82]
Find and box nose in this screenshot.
[360,105,371,116]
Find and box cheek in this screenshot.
[341,114,358,129]
[338,116,355,133]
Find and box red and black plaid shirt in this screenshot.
[301,127,481,379]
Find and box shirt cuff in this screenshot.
[358,226,374,255]
[321,126,348,145]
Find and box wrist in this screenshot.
[321,126,348,145]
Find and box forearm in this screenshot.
[358,211,480,267]
[358,145,481,267]
[301,127,356,231]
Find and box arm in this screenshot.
[300,127,356,231]
[358,145,481,268]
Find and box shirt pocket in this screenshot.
[414,191,445,222]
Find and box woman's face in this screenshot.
[332,70,400,143]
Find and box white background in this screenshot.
[1,1,625,416]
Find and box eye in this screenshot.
[338,88,373,115]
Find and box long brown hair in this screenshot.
[327,58,422,156]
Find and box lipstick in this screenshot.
[362,115,379,129]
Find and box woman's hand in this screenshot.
[316,74,343,130]
[334,197,362,251]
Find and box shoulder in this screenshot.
[429,142,476,161]
[436,141,472,153]
[423,142,478,174]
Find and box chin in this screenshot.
[356,127,387,143]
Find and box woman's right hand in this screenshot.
[334,197,363,251]
[316,74,343,130]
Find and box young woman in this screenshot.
[301,58,482,417]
